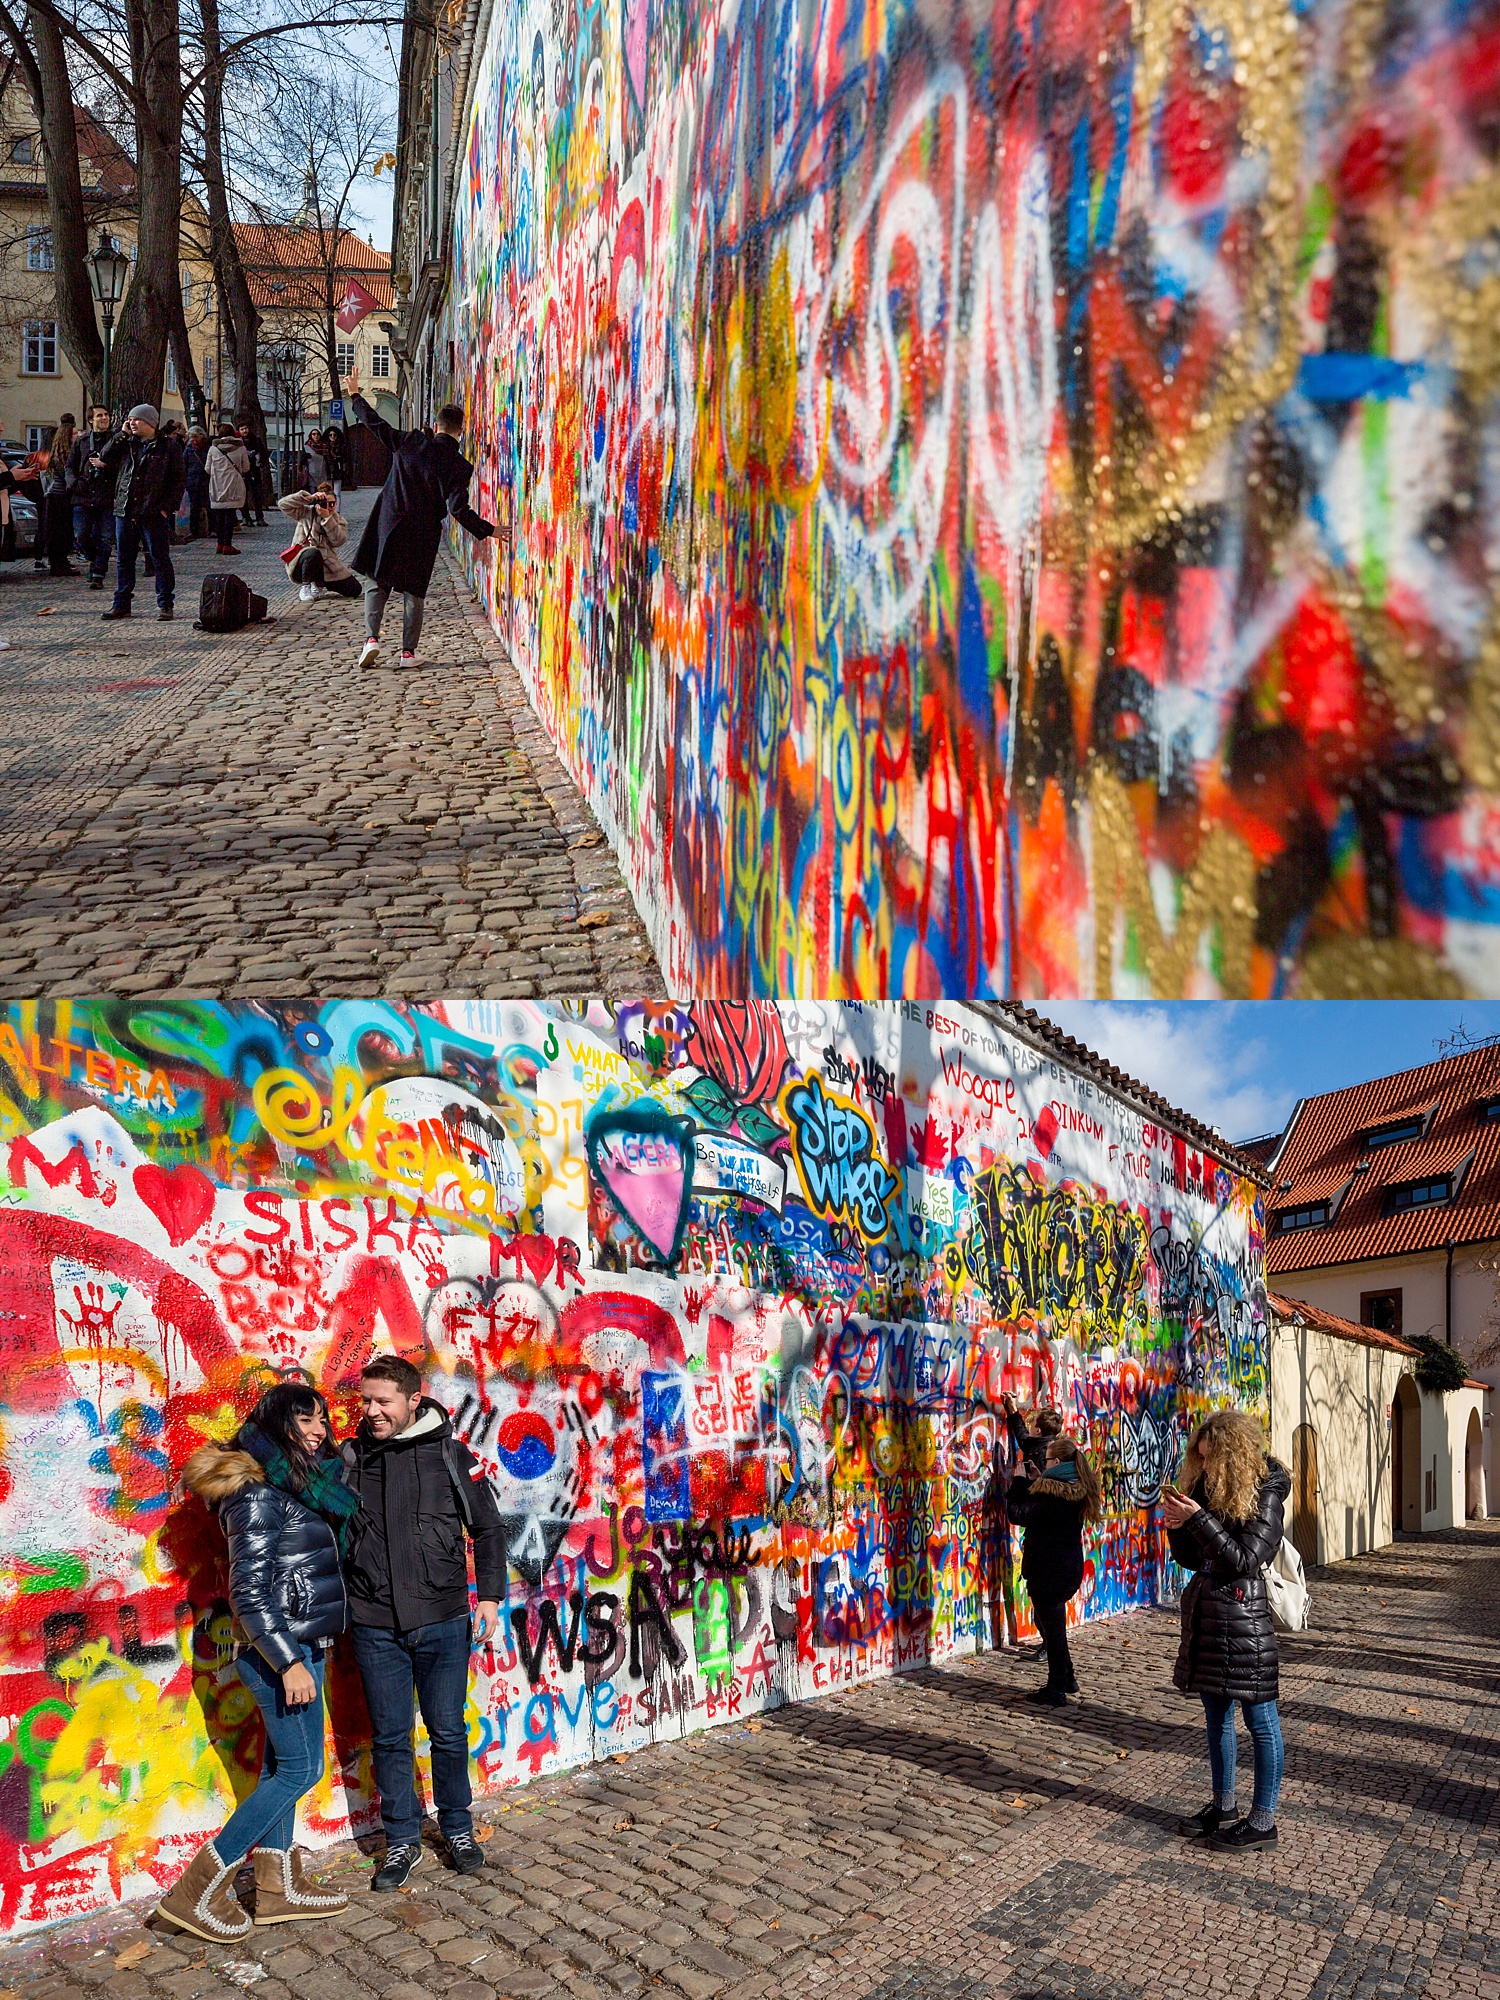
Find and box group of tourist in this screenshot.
[994,1394,1289,1851]
[0,407,351,620]
[172,1352,1292,1941]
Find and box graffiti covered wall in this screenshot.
[0,999,1265,1930]
[441,0,1500,998]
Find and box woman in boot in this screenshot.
[1002,1399,1102,1705]
[160,1383,361,1941]
[1164,1410,1291,1851]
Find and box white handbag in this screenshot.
[1262,1535,1311,1632]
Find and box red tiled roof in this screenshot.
[1265,1045,1500,1274]
[75,108,136,195]
[233,224,391,273]
[1267,1290,1419,1356]
[246,272,396,312]
[1236,1133,1283,1168]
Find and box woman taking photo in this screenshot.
[161,1383,359,1939]
[1163,1409,1291,1850]
[1002,1395,1102,1704]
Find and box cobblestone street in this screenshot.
[1,1529,1495,2000]
[0,499,664,999]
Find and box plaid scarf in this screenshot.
[237,1420,362,1554]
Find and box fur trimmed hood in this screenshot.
[1028,1470,1089,1502]
[181,1442,266,1504]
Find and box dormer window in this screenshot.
[1361,1115,1426,1151]
[1276,1202,1330,1233]
[1383,1176,1453,1215]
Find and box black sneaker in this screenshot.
[1211,1818,1278,1851]
[101,607,131,620]
[371,1842,426,1891]
[89,577,105,590]
[446,1831,485,1876]
[1177,1804,1227,1839]
[1025,1685,1067,1706]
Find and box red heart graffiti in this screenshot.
[512,1234,556,1286]
[133,1163,217,1247]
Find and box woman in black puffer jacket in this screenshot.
[1164,1409,1292,1853]
[1002,1397,1103,1706]
[161,1384,360,1942]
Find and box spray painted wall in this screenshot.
[0,999,1264,1931]
[441,0,1500,998]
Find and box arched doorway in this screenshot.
[1292,1423,1319,1565]
[1465,1408,1486,1520]
[1393,1375,1422,1534]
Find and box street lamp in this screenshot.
[87,226,130,416]
[270,341,304,494]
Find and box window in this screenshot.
[1479,1098,1500,1121]
[22,319,58,375]
[203,354,214,400]
[26,225,53,271]
[181,272,192,312]
[1361,1116,1426,1151]
[202,281,215,317]
[1276,1202,1330,1234]
[25,423,53,452]
[1361,1290,1403,1339]
[165,351,178,393]
[12,136,32,164]
[1383,1177,1452,1215]
[370,343,391,378]
[336,341,356,376]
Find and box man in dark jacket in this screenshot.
[236,423,268,525]
[344,1354,505,1889]
[92,404,186,621]
[67,406,117,590]
[342,365,493,668]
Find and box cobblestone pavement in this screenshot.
[2,1527,1495,2000]
[0,498,665,1000]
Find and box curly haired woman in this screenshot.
[1002,1396,1103,1704]
[1163,1409,1292,1851]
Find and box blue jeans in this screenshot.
[76,504,114,579]
[1201,1694,1284,1816]
[112,512,174,612]
[351,1616,472,1847]
[216,1646,326,1863]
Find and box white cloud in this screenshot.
[1031,1003,1294,1145]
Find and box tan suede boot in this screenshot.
[153,1838,251,1942]
[252,1846,350,1923]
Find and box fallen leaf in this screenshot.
[114,1940,154,1969]
[1116,1749,1130,1759]
[1009,1797,1028,1808]
[1404,1706,1421,1716]
[37,606,55,616]
[1435,1896,1458,1909]
[614,1819,634,1831]
[745,1720,762,1733]
[473,1824,494,1843]
[577,910,611,928]
[767,1920,779,1930]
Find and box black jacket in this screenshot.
[94,430,186,521]
[1006,1466,1090,1603]
[343,1399,506,1631]
[1170,1462,1290,1704]
[181,1441,348,1672]
[348,395,492,593]
[67,432,118,509]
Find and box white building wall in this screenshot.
[1269,1320,1407,1562]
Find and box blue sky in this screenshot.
[1032,1003,1500,1145]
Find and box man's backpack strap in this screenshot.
[442,1435,476,1534]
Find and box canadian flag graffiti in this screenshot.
[335,277,382,333]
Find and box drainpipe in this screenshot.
[1445,1240,1455,1346]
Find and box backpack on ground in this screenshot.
[196,570,267,633]
[1262,1535,1311,1632]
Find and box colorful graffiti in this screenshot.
[0,998,1265,1930]
[439,0,1500,998]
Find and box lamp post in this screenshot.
[87,227,130,417]
[271,341,304,495]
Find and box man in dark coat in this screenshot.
[67,406,117,589]
[343,366,493,668]
[342,1355,506,1890]
[92,404,186,621]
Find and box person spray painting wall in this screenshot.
[437,0,1500,1000]
[0,998,1266,1932]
